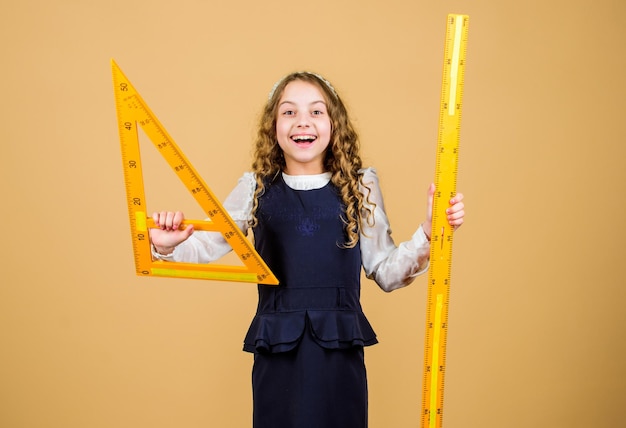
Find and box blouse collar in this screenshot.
[281,171,332,190]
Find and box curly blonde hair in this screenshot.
[250,72,374,248]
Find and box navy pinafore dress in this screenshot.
[243,176,377,428]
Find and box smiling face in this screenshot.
[275,80,332,175]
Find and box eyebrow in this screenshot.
[278,100,327,107]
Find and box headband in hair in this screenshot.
[268,72,338,100]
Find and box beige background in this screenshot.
[1,0,625,427]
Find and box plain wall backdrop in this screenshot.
[1,0,625,427]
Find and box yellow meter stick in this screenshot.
[112,60,278,285]
[421,14,469,428]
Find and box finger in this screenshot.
[182,223,194,238]
[447,209,465,223]
[164,211,178,230]
[428,183,436,200]
[426,183,435,222]
[450,192,464,205]
[172,211,185,230]
[446,202,465,215]
[158,211,170,229]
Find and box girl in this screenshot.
[149,72,465,428]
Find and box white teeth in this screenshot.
[292,135,316,142]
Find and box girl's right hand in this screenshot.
[149,211,195,255]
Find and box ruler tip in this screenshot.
[447,13,470,23]
[111,58,122,73]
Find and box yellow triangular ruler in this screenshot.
[421,14,469,428]
[112,59,278,285]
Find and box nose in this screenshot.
[296,112,311,127]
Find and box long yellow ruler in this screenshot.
[112,60,279,285]
[421,14,469,428]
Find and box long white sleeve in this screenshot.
[359,168,430,292]
[152,172,256,263]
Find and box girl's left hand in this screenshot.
[423,183,465,239]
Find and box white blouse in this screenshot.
[154,167,430,292]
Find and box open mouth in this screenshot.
[291,135,317,145]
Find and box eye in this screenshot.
[282,109,295,116]
[312,110,324,116]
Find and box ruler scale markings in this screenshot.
[448,17,464,116]
[429,293,444,427]
[112,60,278,285]
[421,14,469,428]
